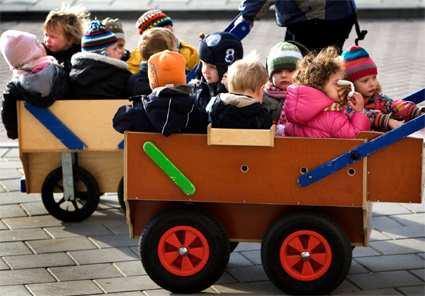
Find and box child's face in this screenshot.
[354,74,379,98]
[116,38,126,54]
[323,70,345,101]
[106,42,125,60]
[43,27,71,52]
[201,61,219,84]
[271,69,295,91]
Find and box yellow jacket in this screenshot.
[127,39,199,74]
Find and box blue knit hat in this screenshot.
[82,20,117,54]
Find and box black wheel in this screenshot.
[41,167,100,222]
[117,177,125,213]
[261,212,352,295]
[230,242,239,252]
[140,209,230,293]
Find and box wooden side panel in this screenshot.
[18,100,127,152]
[367,137,423,203]
[23,151,122,193]
[125,132,366,207]
[128,201,366,245]
[207,124,275,147]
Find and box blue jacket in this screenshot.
[239,0,356,27]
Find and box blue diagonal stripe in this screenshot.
[25,102,86,150]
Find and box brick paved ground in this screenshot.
[0,16,424,296]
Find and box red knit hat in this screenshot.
[341,45,378,82]
[136,9,173,35]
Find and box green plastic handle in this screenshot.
[143,141,196,196]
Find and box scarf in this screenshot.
[263,81,286,101]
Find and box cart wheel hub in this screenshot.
[280,230,332,281]
[158,225,210,277]
[300,251,310,260]
[178,247,188,256]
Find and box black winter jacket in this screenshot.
[45,43,80,74]
[126,62,151,97]
[207,93,272,129]
[69,52,131,99]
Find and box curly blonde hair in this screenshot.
[43,5,90,46]
[295,46,343,91]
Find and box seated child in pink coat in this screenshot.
[342,46,424,131]
[284,47,371,138]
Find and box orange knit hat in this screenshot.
[148,50,186,89]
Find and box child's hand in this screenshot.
[388,119,404,129]
[348,92,365,112]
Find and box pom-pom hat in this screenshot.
[341,45,378,82]
[266,41,302,77]
[82,20,117,54]
[136,10,173,35]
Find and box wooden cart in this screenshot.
[18,99,127,221]
[124,116,423,294]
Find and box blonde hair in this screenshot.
[43,5,89,45]
[139,27,177,61]
[295,46,343,91]
[227,52,268,93]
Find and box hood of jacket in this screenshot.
[284,84,334,124]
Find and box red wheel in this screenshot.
[262,212,352,295]
[140,209,230,293]
[280,230,332,281]
[158,226,210,276]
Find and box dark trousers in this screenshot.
[284,16,355,54]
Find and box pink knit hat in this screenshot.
[0,30,46,70]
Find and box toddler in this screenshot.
[342,45,424,131]
[102,17,130,61]
[264,41,302,123]
[0,30,68,139]
[206,53,272,129]
[43,5,89,73]
[284,47,370,138]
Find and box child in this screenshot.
[206,53,272,129]
[342,45,424,131]
[264,41,303,123]
[127,27,178,97]
[144,50,208,135]
[69,20,130,99]
[102,17,130,61]
[284,47,370,138]
[0,30,68,139]
[127,9,199,74]
[43,5,89,73]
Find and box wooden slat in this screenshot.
[207,124,275,147]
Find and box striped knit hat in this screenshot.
[136,9,173,35]
[82,20,117,53]
[341,45,377,82]
[266,41,302,78]
[102,17,125,40]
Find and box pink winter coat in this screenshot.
[284,85,370,138]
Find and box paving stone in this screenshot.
[2,148,19,159]
[0,258,9,270]
[239,250,261,265]
[228,251,255,268]
[0,221,7,230]
[0,192,40,205]
[372,216,405,231]
[20,202,48,216]
[44,223,112,238]
[369,238,425,255]
[397,285,425,296]
[380,225,425,240]
[227,265,268,282]
[419,253,425,260]
[114,260,146,276]
[26,280,102,296]
[0,168,22,180]
[353,246,381,257]
[332,279,360,294]
[233,242,261,252]
[372,203,412,216]
[0,160,22,169]
[349,270,423,290]
[334,288,402,295]
[28,237,97,253]
[89,234,138,248]
[3,215,62,229]
[0,241,32,256]
[402,203,425,214]
[216,271,238,284]
[409,268,425,281]
[69,247,137,264]
[0,269,55,285]
[213,280,282,294]
[355,254,425,272]
[145,288,215,295]
[4,253,75,269]
[102,220,130,235]
[0,228,49,242]
[95,275,159,293]
[0,204,26,218]
[100,292,145,296]
[369,229,393,241]
[0,179,21,192]
[0,285,32,296]
[349,260,370,274]
[49,263,122,281]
